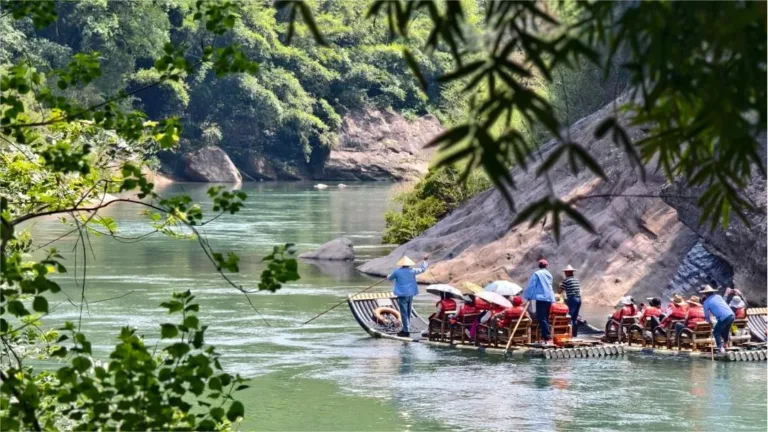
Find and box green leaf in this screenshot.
[7,300,29,317]
[161,323,179,339]
[594,117,616,139]
[32,296,49,313]
[226,401,245,422]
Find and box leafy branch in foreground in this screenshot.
[2,291,248,431]
[281,0,766,239]
[1,2,299,430]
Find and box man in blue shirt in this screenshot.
[523,259,555,343]
[700,284,735,353]
[387,254,429,337]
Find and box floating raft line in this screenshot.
[347,293,768,362]
[421,340,625,359]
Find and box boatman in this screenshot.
[559,265,581,336]
[699,284,735,354]
[523,259,555,344]
[387,254,429,337]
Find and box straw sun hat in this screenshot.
[396,256,415,267]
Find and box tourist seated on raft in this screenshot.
[637,297,663,330]
[725,288,747,319]
[658,295,689,332]
[673,296,706,338]
[429,292,457,321]
[491,295,525,330]
[470,295,505,341]
[607,296,638,326]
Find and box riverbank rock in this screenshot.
[315,108,442,181]
[182,146,242,183]
[299,237,355,261]
[661,134,767,305]
[360,96,704,306]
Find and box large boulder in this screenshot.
[661,135,767,304]
[316,108,442,181]
[182,146,242,183]
[359,97,702,306]
[299,237,355,261]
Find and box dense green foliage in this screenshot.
[1,0,482,172]
[1,2,299,430]
[382,166,489,244]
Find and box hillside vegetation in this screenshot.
[0,0,480,173]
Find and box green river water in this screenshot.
[28,182,766,431]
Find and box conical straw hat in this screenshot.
[396,256,415,267]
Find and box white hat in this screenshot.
[699,284,718,295]
[563,265,576,273]
[619,296,633,306]
[729,296,746,309]
[396,256,415,267]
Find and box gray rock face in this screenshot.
[661,241,734,300]
[182,146,242,183]
[299,237,355,261]
[359,96,701,306]
[661,135,767,305]
[316,108,442,181]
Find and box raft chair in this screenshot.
[498,317,532,347]
[677,322,715,351]
[474,316,500,347]
[730,318,751,346]
[448,313,479,345]
[428,311,456,342]
[550,315,573,341]
[605,316,638,343]
[652,319,684,349]
[627,320,652,346]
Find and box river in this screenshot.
[28,182,766,431]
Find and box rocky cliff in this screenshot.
[175,108,442,182]
[314,108,441,181]
[360,99,766,306]
[661,135,767,304]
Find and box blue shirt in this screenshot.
[387,262,428,297]
[703,294,734,322]
[523,268,555,303]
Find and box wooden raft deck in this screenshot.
[347,293,767,362]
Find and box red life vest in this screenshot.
[686,305,706,329]
[611,305,637,321]
[435,299,457,319]
[475,298,491,311]
[734,308,746,319]
[660,304,688,328]
[550,303,569,316]
[456,303,478,319]
[639,306,662,324]
[497,306,525,329]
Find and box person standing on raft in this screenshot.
[559,265,581,336]
[387,254,429,337]
[523,259,555,344]
[700,285,736,354]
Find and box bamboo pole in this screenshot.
[505,301,531,353]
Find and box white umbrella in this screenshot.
[475,290,512,309]
[426,284,463,300]
[483,280,523,297]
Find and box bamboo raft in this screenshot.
[348,292,767,362]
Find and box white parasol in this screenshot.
[475,290,512,309]
[426,284,463,300]
[483,280,523,297]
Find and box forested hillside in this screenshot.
[0,0,479,178]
